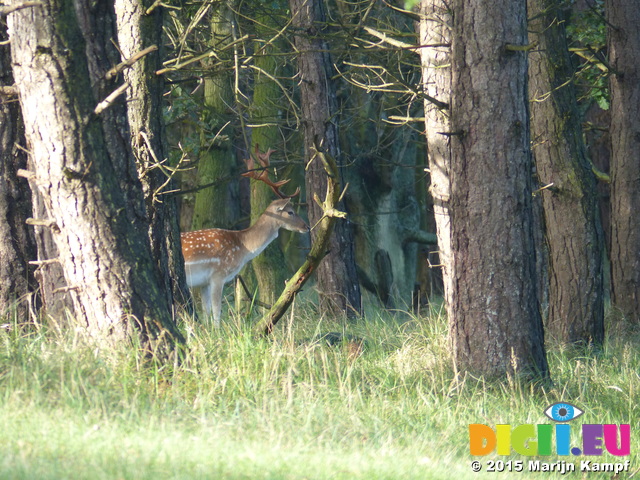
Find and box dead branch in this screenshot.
[26,217,60,232]
[0,85,18,97]
[29,258,61,267]
[16,168,35,180]
[0,1,43,16]
[253,143,345,337]
[105,45,158,81]
[94,82,129,115]
[52,285,81,294]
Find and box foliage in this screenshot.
[0,306,637,479]
[162,0,432,306]
[566,0,609,110]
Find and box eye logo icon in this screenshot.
[544,402,584,422]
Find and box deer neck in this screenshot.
[239,214,280,257]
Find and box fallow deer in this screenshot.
[181,198,309,328]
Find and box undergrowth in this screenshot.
[0,303,637,479]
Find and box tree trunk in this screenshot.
[448,0,548,378]
[113,0,192,309]
[0,25,37,320]
[8,0,184,355]
[289,0,361,317]
[248,9,289,307]
[606,0,640,322]
[191,4,238,232]
[528,0,604,344]
[419,0,453,313]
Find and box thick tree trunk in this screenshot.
[448,0,548,378]
[528,0,604,344]
[289,0,361,317]
[8,0,184,355]
[606,0,640,322]
[419,0,453,313]
[113,0,192,309]
[0,26,37,320]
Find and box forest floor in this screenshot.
[0,301,638,479]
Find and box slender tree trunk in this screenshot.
[8,0,184,355]
[191,4,238,232]
[528,0,604,344]
[289,0,361,317]
[606,0,640,322]
[113,0,192,309]
[448,0,548,379]
[0,25,37,319]
[419,0,453,313]
[248,9,289,306]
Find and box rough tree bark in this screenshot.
[289,0,361,317]
[528,0,604,344]
[113,0,191,309]
[448,0,548,378]
[0,23,37,320]
[7,0,184,355]
[419,0,453,313]
[606,0,640,322]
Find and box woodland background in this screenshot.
[0,0,639,478]
[1,0,639,379]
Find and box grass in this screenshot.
[0,303,638,479]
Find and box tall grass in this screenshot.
[0,304,637,479]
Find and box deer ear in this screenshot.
[276,199,291,211]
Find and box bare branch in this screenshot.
[105,45,158,81]
[0,85,18,96]
[253,144,344,336]
[16,169,36,180]
[0,1,43,16]
[94,82,129,115]
[26,217,60,232]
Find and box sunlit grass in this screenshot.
[0,303,637,479]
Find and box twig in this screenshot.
[362,26,414,50]
[532,183,556,195]
[94,82,129,115]
[29,258,61,266]
[157,34,250,75]
[0,1,43,16]
[105,45,158,81]
[17,169,36,180]
[52,285,81,294]
[0,85,18,96]
[144,0,180,14]
[236,276,271,310]
[26,217,60,232]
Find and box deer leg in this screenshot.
[209,281,224,329]
[200,283,213,316]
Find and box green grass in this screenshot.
[0,304,637,479]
